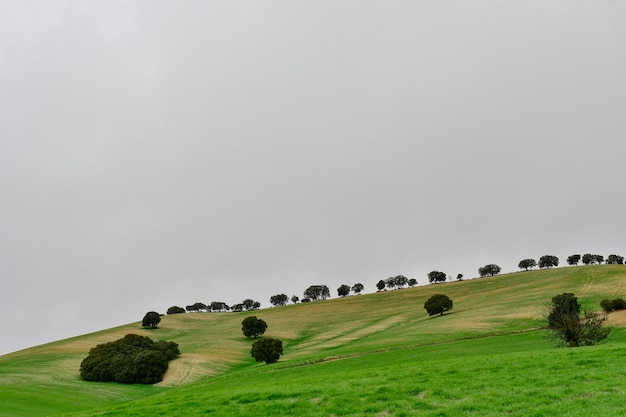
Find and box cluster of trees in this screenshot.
[80,334,180,384]
[240,316,283,364]
[376,275,417,290]
[167,300,261,315]
[303,285,331,301]
[547,293,610,347]
[570,253,624,265]
[337,283,365,297]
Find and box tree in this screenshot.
[241,316,267,338]
[538,255,559,269]
[606,254,624,265]
[408,278,418,287]
[250,338,283,364]
[427,270,447,284]
[186,302,207,312]
[385,277,396,290]
[424,294,453,316]
[166,306,185,315]
[80,334,179,384]
[303,285,330,301]
[270,294,289,306]
[547,293,610,347]
[456,274,463,281]
[376,280,386,291]
[290,295,299,304]
[567,254,581,265]
[601,298,626,312]
[595,254,604,264]
[518,258,537,271]
[210,301,229,312]
[231,303,244,312]
[478,264,501,277]
[394,275,408,288]
[337,284,351,297]
[581,253,603,265]
[352,283,364,294]
[142,311,161,329]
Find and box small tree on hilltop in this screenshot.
[167,306,185,315]
[241,316,267,338]
[427,270,447,284]
[567,254,581,266]
[291,295,299,304]
[424,294,453,316]
[394,275,409,288]
[376,279,386,291]
[352,283,364,294]
[250,338,283,364]
[270,294,289,307]
[538,255,559,269]
[479,264,501,277]
[606,254,624,265]
[142,311,161,329]
[337,284,351,297]
[304,285,330,301]
[547,292,610,347]
[408,278,418,287]
[518,258,537,271]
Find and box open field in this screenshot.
[1,265,626,416]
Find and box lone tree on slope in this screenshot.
[337,284,351,297]
[427,270,447,284]
[241,316,268,338]
[567,254,581,265]
[352,283,364,294]
[142,311,161,329]
[424,294,453,316]
[270,294,289,306]
[478,264,501,277]
[518,258,537,271]
[250,338,283,364]
[538,255,559,268]
[547,292,610,347]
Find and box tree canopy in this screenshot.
[80,334,180,384]
[424,294,453,316]
[478,264,501,277]
[337,284,351,297]
[567,254,581,265]
[142,311,161,329]
[352,283,364,294]
[518,258,537,271]
[270,294,289,306]
[606,254,624,265]
[166,306,185,315]
[303,285,330,301]
[427,270,447,284]
[241,316,268,338]
[547,292,610,347]
[538,255,559,268]
[250,338,283,364]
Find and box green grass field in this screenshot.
[2,265,626,416]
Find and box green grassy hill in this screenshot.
[2,265,626,417]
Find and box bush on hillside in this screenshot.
[601,298,626,312]
[241,316,268,338]
[250,338,283,364]
[80,334,180,384]
[167,306,186,315]
[424,294,453,316]
[547,293,610,347]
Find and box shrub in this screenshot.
[600,298,626,312]
[167,306,186,315]
[250,338,283,364]
[80,334,180,384]
[548,293,610,347]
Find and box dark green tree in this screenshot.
[456,274,463,281]
[210,301,229,312]
[478,264,501,277]
[393,275,408,288]
[250,338,283,364]
[166,306,185,315]
[547,292,610,347]
[142,311,161,329]
[385,277,396,290]
[290,295,300,304]
[518,258,537,271]
[408,278,418,287]
[79,334,179,384]
[567,254,581,265]
[606,254,624,264]
[352,283,364,294]
[424,294,453,316]
[303,285,330,301]
[538,255,559,268]
[337,284,351,297]
[270,294,289,306]
[376,279,386,291]
[427,270,447,284]
[241,316,268,338]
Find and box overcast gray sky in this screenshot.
[1,1,625,355]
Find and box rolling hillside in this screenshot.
[1,265,626,416]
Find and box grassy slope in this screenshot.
[1,265,625,417]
